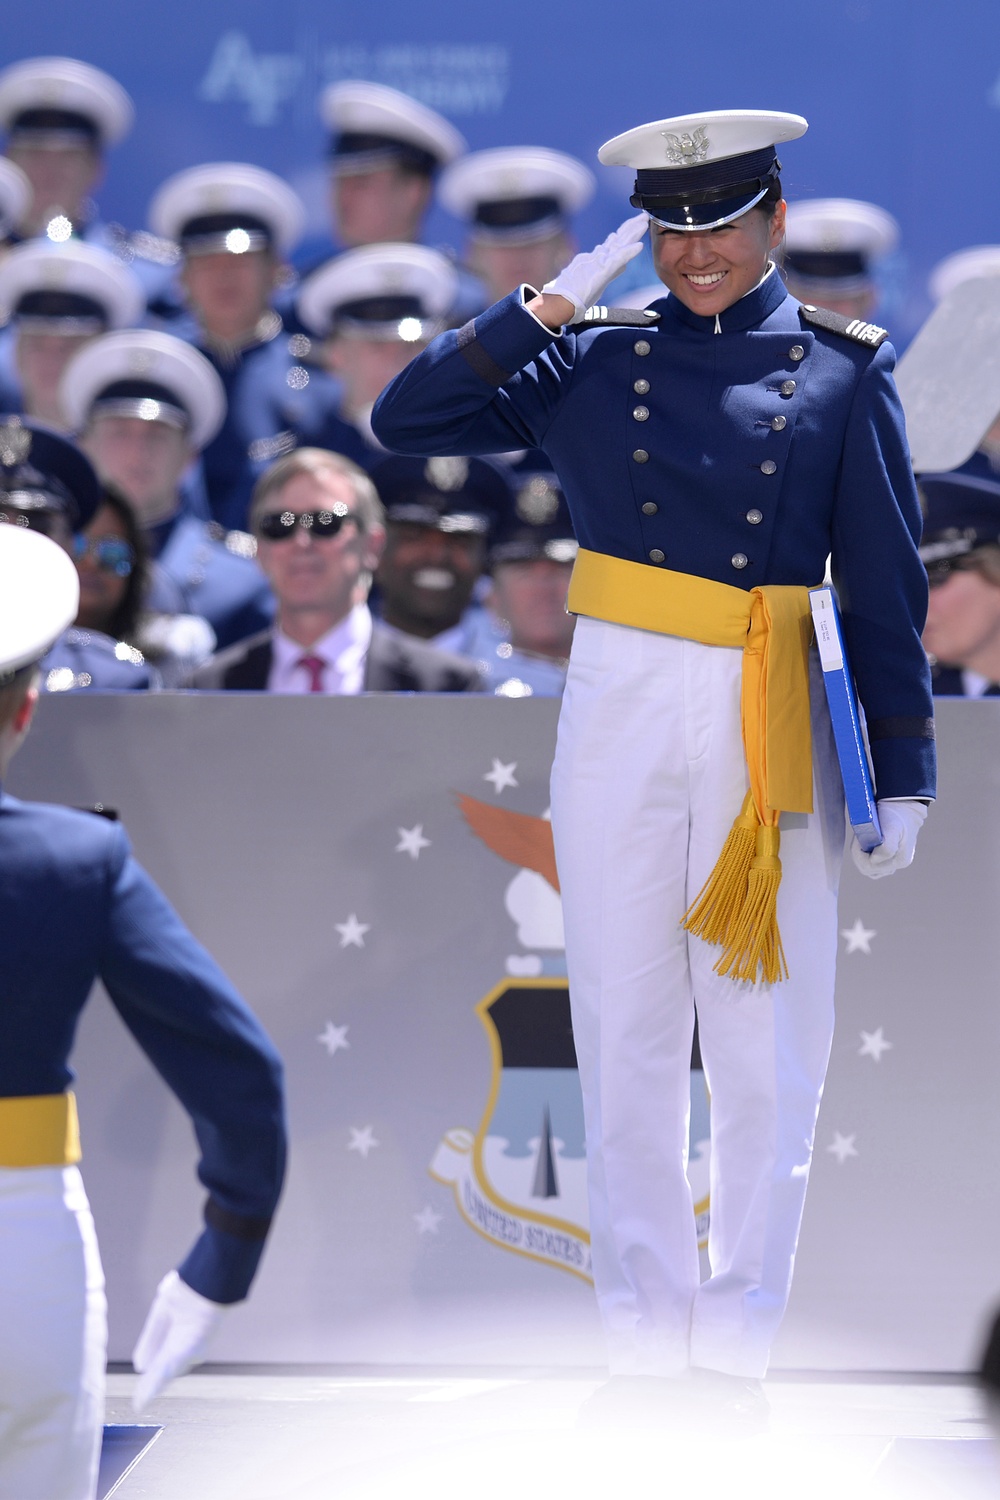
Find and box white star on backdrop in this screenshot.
[483,758,519,794]
[414,1206,442,1234]
[859,1027,892,1062]
[841,918,876,955]
[336,914,370,948]
[348,1126,379,1158]
[317,1022,349,1056]
[827,1131,859,1164]
[396,824,431,860]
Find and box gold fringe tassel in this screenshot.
[682,790,758,948]
[682,805,787,986]
[713,824,787,986]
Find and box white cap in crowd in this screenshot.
[783,198,899,295]
[439,147,595,243]
[297,243,458,341]
[149,163,306,258]
[321,81,466,176]
[0,57,134,148]
[928,245,1000,304]
[0,239,144,334]
[0,525,79,679]
[61,329,227,453]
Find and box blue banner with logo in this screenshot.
[5,0,1000,340]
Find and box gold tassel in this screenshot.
[682,790,758,948]
[714,824,787,986]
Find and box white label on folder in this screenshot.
[810,588,845,672]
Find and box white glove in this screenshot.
[132,1270,227,1409]
[541,213,649,323]
[850,799,928,880]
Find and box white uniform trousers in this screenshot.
[550,617,845,1379]
[0,1166,107,1500]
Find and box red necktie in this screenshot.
[296,654,326,693]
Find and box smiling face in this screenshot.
[651,200,786,317]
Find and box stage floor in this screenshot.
[105,1367,999,1498]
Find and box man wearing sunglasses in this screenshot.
[0,419,153,690]
[919,471,1000,697]
[190,446,481,693]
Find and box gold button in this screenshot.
[731,552,748,570]
[632,449,649,463]
[760,459,777,475]
[633,406,650,421]
[771,414,787,431]
[634,340,651,356]
[746,509,763,525]
[633,378,650,395]
[789,345,805,361]
[642,502,658,515]
[780,380,796,396]
[649,548,665,563]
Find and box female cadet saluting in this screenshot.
[372,110,935,1420]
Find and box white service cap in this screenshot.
[0,524,79,678]
[928,245,1000,305]
[298,242,458,340]
[0,56,133,147]
[321,81,466,174]
[149,163,305,258]
[0,238,144,332]
[438,147,595,242]
[61,329,227,453]
[599,109,807,231]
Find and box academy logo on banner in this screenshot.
[429,781,711,1278]
[432,977,591,1280]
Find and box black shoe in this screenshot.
[578,1373,695,1431]
[686,1368,770,1435]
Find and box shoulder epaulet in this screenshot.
[578,305,662,329]
[799,303,889,349]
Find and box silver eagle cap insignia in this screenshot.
[661,128,710,165]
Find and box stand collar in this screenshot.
[657,261,789,334]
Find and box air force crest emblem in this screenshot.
[661,127,710,164]
[430,788,712,1277]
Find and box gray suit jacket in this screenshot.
[188,621,482,693]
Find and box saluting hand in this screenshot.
[528,213,650,329]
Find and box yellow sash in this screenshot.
[567,549,816,984]
[0,1092,81,1167]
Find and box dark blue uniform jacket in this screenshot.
[0,791,286,1303]
[372,272,936,800]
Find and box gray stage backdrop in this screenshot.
[8,694,1000,1372]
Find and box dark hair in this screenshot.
[760,176,783,216]
[82,484,151,642]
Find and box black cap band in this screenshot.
[330,131,438,176]
[8,107,100,146]
[783,249,869,281]
[15,289,109,324]
[179,212,273,252]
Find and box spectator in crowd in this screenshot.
[478,471,578,696]
[0,238,143,427]
[438,146,595,305]
[919,470,1000,696]
[0,156,29,252]
[780,198,899,321]
[0,418,152,690]
[285,243,458,469]
[190,447,480,692]
[148,162,306,532]
[61,328,274,651]
[0,521,286,1500]
[0,56,178,301]
[72,484,216,687]
[370,453,512,659]
[312,81,465,257]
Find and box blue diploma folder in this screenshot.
[808,585,883,853]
